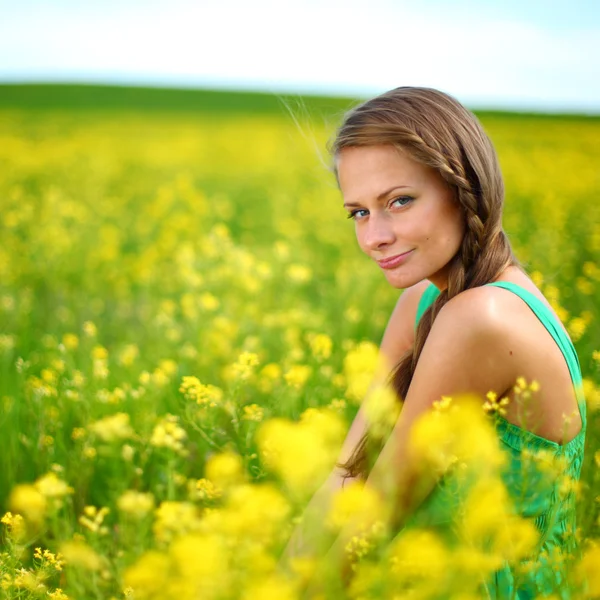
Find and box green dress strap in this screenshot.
[414,282,441,331]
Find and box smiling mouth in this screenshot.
[376,250,414,269]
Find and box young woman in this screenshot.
[284,87,587,598]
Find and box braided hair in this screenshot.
[329,87,522,481]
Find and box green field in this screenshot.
[0,84,599,599]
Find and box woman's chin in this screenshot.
[381,270,417,290]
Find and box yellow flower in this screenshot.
[79,506,110,534]
[91,345,108,360]
[343,341,387,403]
[150,414,188,455]
[118,491,155,519]
[327,480,383,533]
[568,316,588,342]
[221,483,290,543]
[205,451,245,489]
[35,472,74,500]
[283,364,312,389]
[286,263,312,283]
[62,333,79,350]
[179,376,223,407]
[82,321,97,337]
[60,540,103,572]
[256,363,281,393]
[483,390,511,415]
[33,547,65,572]
[582,378,600,412]
[257,412,345,498]
[89,412,134,443]
[123,551,170,597]
[189,478,222,502]
[241,573,297,600]
[241,403,264,422]
[362,384,400,439]
[199,292,220,311]
[307,332,333,361]
[389,528,449,583]
[118,344,139,367]
[410,394,506,477]
[230,351,260,381]
[153,501,200,543]
[169,533,230,598]
[577,540,600,596]
[327,398,347,412]
[1,511,25,541]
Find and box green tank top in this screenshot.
[408,281,587,599]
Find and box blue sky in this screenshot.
[1,0,599,112]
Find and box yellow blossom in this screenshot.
[153,501,200,543]
[205,451,245,490]
[286,263,312,283]
[35,472,73,500]
[257,412,345,497]
[1,512,26,541]
[82,321,97,337]
[343,341,386,403]
[362,384,400,439]
[150,414,188,455]
[89,412,134,443]
[388,528,449,584]
[60,540,103,571]
[241,403,264,422]
[199,292,220,311]
[79,506,110,534]
[241,573,297,600]
[283,364,312,389]
[230,351,260,381]
[118,491,155,519]
[179,376,223,407]
[123,551,170,597]
[62,333,79,350]
[189,478,222,502]
[307,332,333,360]
[118,344,139,367]
[483,390,511,415]
[327,480,384,533]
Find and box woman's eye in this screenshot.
[347,209,368,220]
[391,196,413,208]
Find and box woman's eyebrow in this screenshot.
[343,185,411,208]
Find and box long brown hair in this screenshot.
[330,86,521,481]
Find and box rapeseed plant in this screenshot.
[0,99,598,598]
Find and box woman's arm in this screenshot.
[317,287,517,587]
[279,280,430,563]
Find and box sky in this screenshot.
[1,0,600,113]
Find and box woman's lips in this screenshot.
[376,250,414,269]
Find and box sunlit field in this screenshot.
[1,85,600,599]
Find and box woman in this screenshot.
[284,87,587,598]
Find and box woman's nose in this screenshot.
[362,213,396,252]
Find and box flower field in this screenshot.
[0,85,599,598]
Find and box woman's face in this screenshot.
[336,144,466,291]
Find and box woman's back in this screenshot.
[411,277,587,598]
